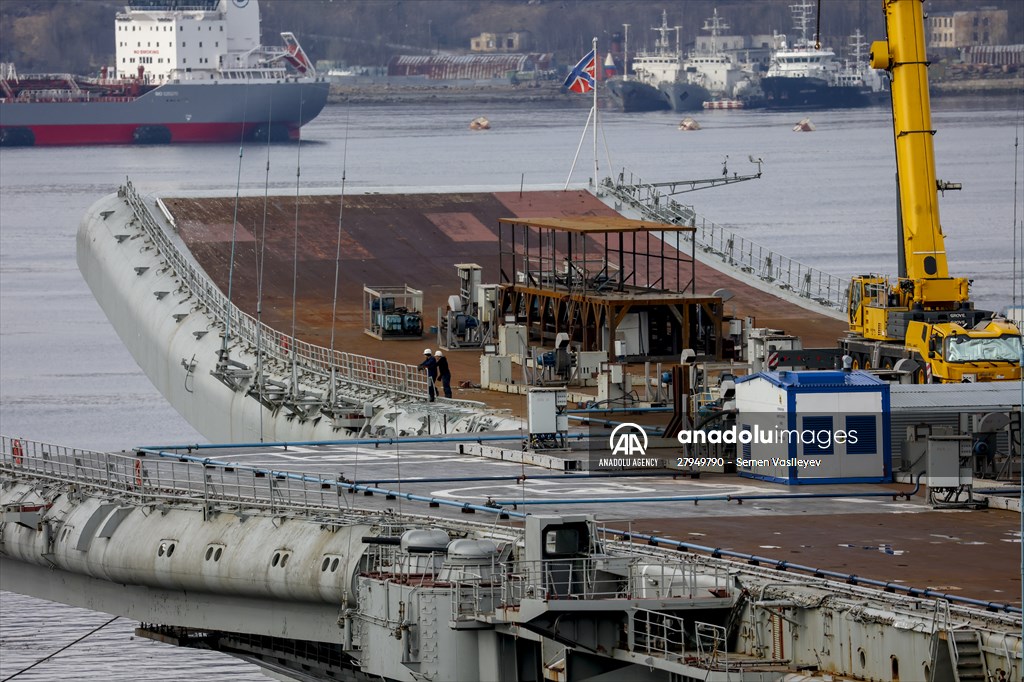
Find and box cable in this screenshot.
[814,0,822,51]
[2,615,119,681]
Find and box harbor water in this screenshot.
[1,97,1021,679]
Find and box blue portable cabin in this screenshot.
[733,370,891,485]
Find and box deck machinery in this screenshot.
[843,0,1021,382]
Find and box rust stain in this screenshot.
[426,212,497,242]
[166,189,845,359]
[612,508,1021,607]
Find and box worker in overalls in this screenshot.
[435,350,452,399]
[418,348,438,402]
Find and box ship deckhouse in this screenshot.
[115,0,277,83]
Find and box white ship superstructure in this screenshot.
[115,0,314,83]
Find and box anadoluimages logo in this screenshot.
[609,422,649,457]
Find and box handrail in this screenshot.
[628,608,688,659]
[120,181,481,408]
[1,435,372,522]
[602,169,848,311]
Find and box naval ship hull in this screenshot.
[605,78,670,113]
[0,78,329,146]
[658,81,711,112]
[760,75,887,110]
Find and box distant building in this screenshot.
[471,31,531,53]
[928,9,1008,49]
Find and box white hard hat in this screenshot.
[435,350,443,357]
[423,348,432,355]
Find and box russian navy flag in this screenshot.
[563,49,596,94]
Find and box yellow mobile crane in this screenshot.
[842,0,1021,383]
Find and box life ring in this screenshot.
[12,439,23,465]
[134,459,144,486]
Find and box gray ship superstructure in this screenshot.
[1,436,1020,682]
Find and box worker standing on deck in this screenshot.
[418,348,438,402]
[435,350,452,399]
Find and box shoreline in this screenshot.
[327,77,1022,106]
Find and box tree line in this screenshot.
[2,0,1020,74]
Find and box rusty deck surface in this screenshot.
[608,503,1021,608]
[226,440,1021,609]
[155,191,1019,607]
[164,189,845,395]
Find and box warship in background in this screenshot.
[760,1,887,110]
[0,0,328,146]
[606,10,707,113]
[607,9,767,114]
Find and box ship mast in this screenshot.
[702,8,730,55]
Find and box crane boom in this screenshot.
[840,0,1020,383]
[873,0,947,281]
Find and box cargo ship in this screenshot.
[0,0,328,147]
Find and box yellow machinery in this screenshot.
[843,0,1020,382]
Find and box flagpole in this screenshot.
[563,44,598,189]
[592,36,598,188]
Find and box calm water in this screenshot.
[1,97,1021,679]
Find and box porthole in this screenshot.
[321,557,330,572]
[214,547,222,561]
[858,648,866,668]
[280,553,289,568]
[331,558,340,572]
[205,547,214,561]
[158,543,166,557]
[166,543,175,557]
[272,552,280,567]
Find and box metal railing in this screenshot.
[121,181,436,402]
[602,170,848,311]
[695,621,729,669]
[2,436,371,522]
[627,608,687,659]
[501,556,732,605]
